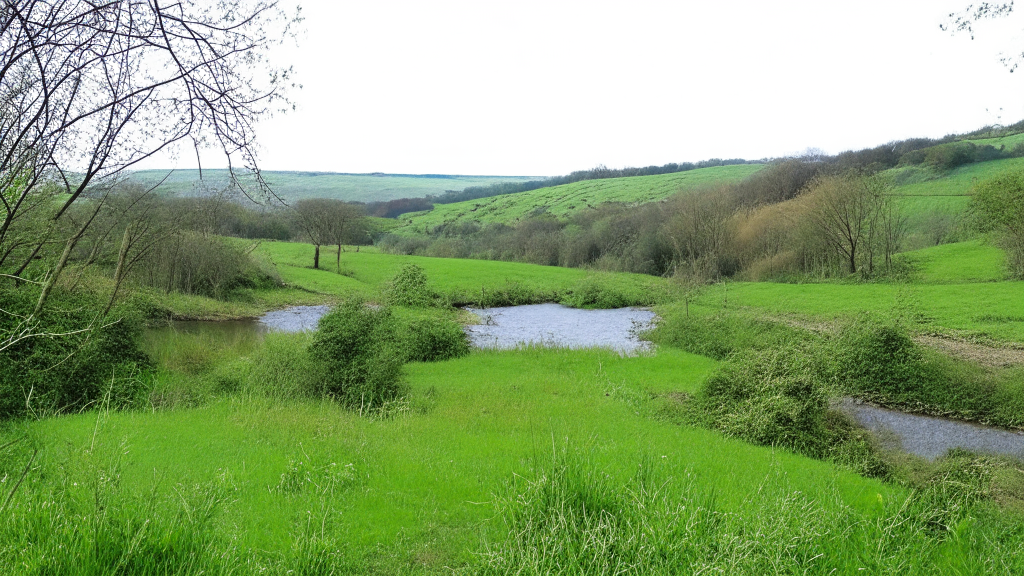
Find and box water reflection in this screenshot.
[464,303,656,354]
[836,398,1024,461]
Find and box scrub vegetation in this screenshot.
[4,93,1024,574]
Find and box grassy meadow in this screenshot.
[394,164,764,233]
[6,142,1024,574]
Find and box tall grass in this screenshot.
[475,446,1024,576]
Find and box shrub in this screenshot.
[693,345,832,456]
[307,300,405,409]
[0,287,151,419]
[380,264,437,307]
[829,318,924,403]
[400,318,470,362]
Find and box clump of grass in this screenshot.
[381,263,438,307]
[829,315,1024,428]
[648,308,814,360]
[472,279,553,308]
[308,300,406,410]
[401,318,470,362]
[474,446,1024,575]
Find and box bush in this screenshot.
[308,300,405,409]
[380,264,437,307]
[830,318,925,403]
[400,318,470,362]
[0,287,151,419]
[693,345,833,456]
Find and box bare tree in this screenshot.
[806,173,905,275]
[0,0,299,315]
[663,188,733,282]
[293,199,366,271]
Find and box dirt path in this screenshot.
[914,335,1024,368]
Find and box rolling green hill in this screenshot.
[885,157,1024,235]
[394,164,765,233]
[129,169,541,203]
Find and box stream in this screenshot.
[464,303,656,354]
[835,398,1024,461]
[153,305,1024,462]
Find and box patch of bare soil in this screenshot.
[915,335,1024,368]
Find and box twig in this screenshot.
[0,449,38,515]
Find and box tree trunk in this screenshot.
[104,226,133,315]
[313,244,320,269]
[336,244,342,273]
[33,204,103,316]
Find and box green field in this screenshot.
[682,239,1023,342]
[11,346,956,573]
[394,165,764,233]
[129,169,541,203]
[5,239,1024,573]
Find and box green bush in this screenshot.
[830,319,924,403]
[400,318,470,362]
[693,345,833,456]
[0,287,151,419]
[380,264,437,307]
[308,300,405,409]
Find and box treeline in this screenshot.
[378,160,927,281]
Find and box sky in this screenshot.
[146,0,1024,176]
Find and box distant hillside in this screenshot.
[128,170,541,203]
[885,157,1024,236]
[394,164,764,234]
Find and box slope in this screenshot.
[129,169,540,203]
[394,164,764,233]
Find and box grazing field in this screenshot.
[683,239,1024,342]
[394,164,764,233]
[129,169,541,203]
[4,239,1024,573]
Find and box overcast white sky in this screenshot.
[148,0,1024,176]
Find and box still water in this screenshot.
[167,305,330,334]
[464,303,656,354]
[836,398,1024,461]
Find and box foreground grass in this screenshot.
[2,346,935,573]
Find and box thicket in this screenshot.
[381,162,910,283]
[0,288,151,419]
[971,171,1024,278]
[135,232,280,298]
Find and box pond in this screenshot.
[153,305,331,337]
[836,398,1024,461]
[464,303,656,354]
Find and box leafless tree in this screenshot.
[0,0,300,316]
[663,188,733,282]
[293,198,365,271]
[807,173,905,275]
